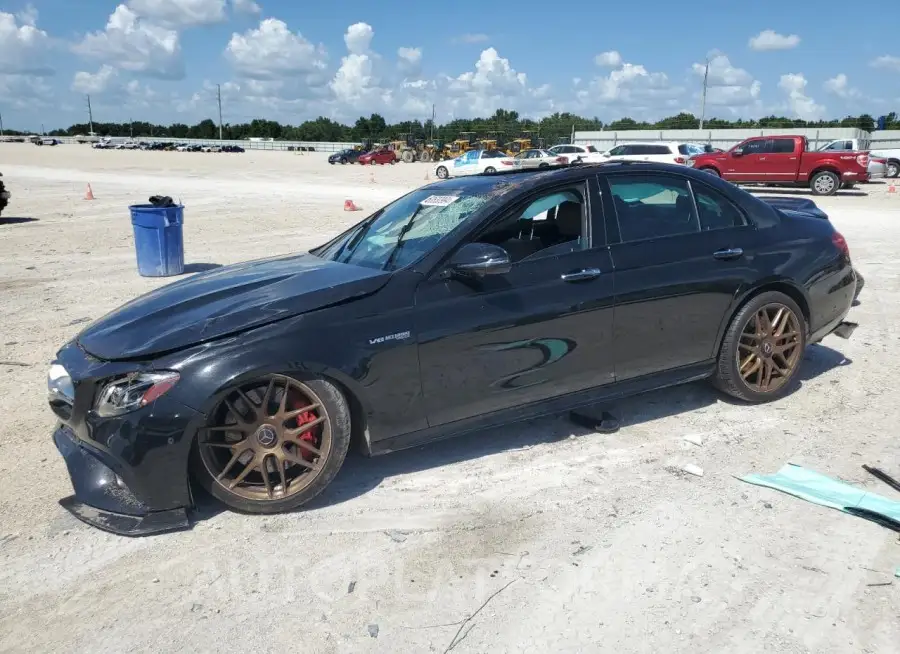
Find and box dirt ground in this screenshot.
[0,144,898,654]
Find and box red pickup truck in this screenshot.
[687,135,869,196]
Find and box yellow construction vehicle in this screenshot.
[442,132,477,159]
[505,131,537,156]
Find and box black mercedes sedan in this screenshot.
[328,148,364,164]
[49,162,859,535]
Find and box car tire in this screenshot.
[810,170,840,196]
[370,159,377,166]
[699,167,720,177]
[191,375,352,514]
[886,160,899,178]
[340,157,348,164]
[712,291,807,403]
[539,163,549,169]
[484,166,497,174]
[436,166,449,179]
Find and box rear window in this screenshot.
[772,139,795,154]
[586,145,598,152]
[678,144,706,156]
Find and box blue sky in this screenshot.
[1,0,898,131]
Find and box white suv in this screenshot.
[603,142,704,165]
[547,144,604,164]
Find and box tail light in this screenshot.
[856,153,869,168]
[674,156,686,164]
[501,160,514,166]
[832,231,850,259]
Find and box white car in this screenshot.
[546,144,604,164]
[433,149,514,179]
[512,149,570,169]
[602,142,702,165]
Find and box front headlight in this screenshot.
[48,363,75,403]
[94,371,180,417]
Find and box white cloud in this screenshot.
[126,0,226,27]
[0,9,53,75]
[0,74,53,110]
[443,48,532,116]
[824,73,861,99]
[344,22,374,55]
[330,23,388,108]
[778,73,825,120]
[870,55,900,72]
[231,0,261,14]
[16,4,38,26]
[749,30,800,51]
[452,33,489,44]
[73,5,183,79]
[71,65,118,94]
[577,54,682,116]
[225,18,328,80]
[691,54,761,107]
[397,46,422,76]
[595,51,622,68]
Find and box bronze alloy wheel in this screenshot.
[736,303,802,394]
[198,375,332,502]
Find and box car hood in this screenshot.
[77,253,390,361]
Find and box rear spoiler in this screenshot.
[758,196,828,220]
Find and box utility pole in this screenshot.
[430,103,435,141]
[130,117,133,139]
[216,84,223,140]
[699,57,709,131]
[86,95,94,135]
[0,110,4,137]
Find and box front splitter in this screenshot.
[59,496,191,537]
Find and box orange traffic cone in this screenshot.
[84,183,95,200]
[889,183,896,195]
[344,199,360,211]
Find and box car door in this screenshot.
[453,149,481,176]
[764,137,800,182]
[414,178,616,426]
[600,171,757,380]
[721,138,770,182]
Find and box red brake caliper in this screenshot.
[290,397,319,461]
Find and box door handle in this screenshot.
[561,268,602,282]
[713,248,743,261]
[759,157,766,161]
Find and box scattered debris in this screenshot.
[572,545,592,557]
[347,581,356,594]
[190,603,203,612]
[568,408,620,434]
[682,464,704,477]
[367,624,379,638]
[443,579,518,653]
[690,596,702,603]
[67,317,91,326]
[866,582,893,587]
[683,434,704,447]
[0,361,29,367]
[862,464,900,494]
[385,529,410,543]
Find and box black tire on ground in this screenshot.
[0,181,6,216]
[191,376,352,514]
[699,167,720,177]
[886,160,900,178]
[810,170,840,196]
[370,159,377,165]
[841,182,856,190]
[712,291,807,403]
[436,166,449,179]
[484,166,496,174]
[340,157,348,164]
[539,163,549,169]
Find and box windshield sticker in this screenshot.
[420,195,460,207]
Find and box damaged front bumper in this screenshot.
[53,425,190,536]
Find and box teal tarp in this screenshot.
[739,463,900,526]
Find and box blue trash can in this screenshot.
[129,204,185,277]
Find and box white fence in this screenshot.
[573,128,900,151]
[2,136,360,153]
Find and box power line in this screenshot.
[699,57,709,131]
[216,84,223,140]
[85,95,94,135]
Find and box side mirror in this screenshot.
[603,152,611,157]
[732,147,744,157]
[447,243,511,277]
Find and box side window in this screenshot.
[648,145,672,154]
[772,139,795,154]
[742,140,768,154]
[608,175,699,243]
[608,145,626,156]
[691,184,747,231]
[475,186,587,263]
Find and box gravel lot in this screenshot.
[0,144,898,653]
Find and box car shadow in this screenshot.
[0,217,39,225]
[749,187,868,198]
[182,262,222,274]
[296,342,852,512]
